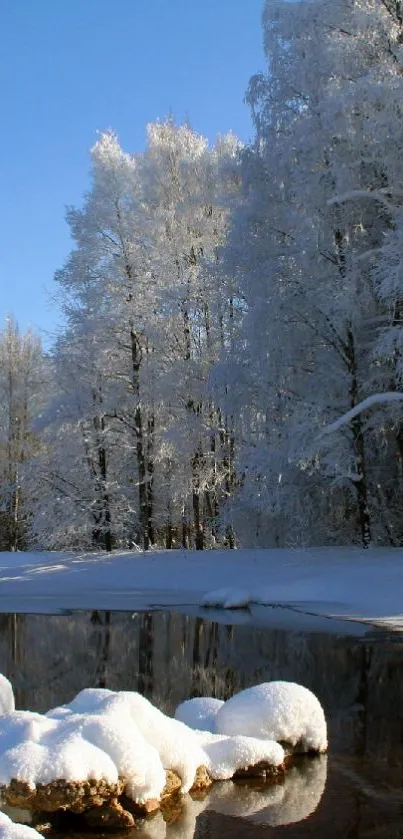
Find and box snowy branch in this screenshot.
[323,393,403,435]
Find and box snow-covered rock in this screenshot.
[0,683,287,823]
[0,676,15,716]
[174,697,224,732]
[0,676,327,835]
[0,812,42,839]
[195,730,285,780]
[215,682,327,753]
[57,689,206,795]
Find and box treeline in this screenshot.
[3,0,403,551]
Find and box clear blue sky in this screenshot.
[0,0,264,347]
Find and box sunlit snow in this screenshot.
[0,547,402,632]
[0,812,42,839]
[0,684,294,803]
[174,697,224,732]
[215,682,328,752]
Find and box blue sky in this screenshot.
[0,0,264,347]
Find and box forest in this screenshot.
[2,0,403,552]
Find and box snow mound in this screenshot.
[202,587,252,609]
[0,812,42,839]
[174,698,224,732]
[215,682,327,752]
[0,676,15,716]
[48,691,176,800]
[195,730,284,780]
[67,690,284,790]
[0,700,165,803]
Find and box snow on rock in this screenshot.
[174,698,224,732]
[58,689,206,795]
[215,682,327,753]
[0,678,325,830]
[47,692,169,802]
[117,692,206,793]
[0,677,15,716]
[195,730,284,780]
[202,588,252,609]
[0,687,287,806]
[0,700,165,804]
[0,812,42,839]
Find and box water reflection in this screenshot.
[205,757,327,825]
[0,611,403,837]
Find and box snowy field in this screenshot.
[0,547,402,632]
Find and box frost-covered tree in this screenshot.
[0,317,48,550]
[217,0,403,547]
[40,121,241,550]
[139,121,241,548]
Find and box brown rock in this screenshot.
[190,766,212,792]
[84,799,135,829]
[233,760,285,780]
[1,778,125,813]
[161,770,182,799]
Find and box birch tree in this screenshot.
[0,317,48,550]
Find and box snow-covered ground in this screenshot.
[0,547,402,631]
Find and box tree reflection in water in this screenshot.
[1,611,403,838]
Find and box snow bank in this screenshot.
[215,682,327,753]
[3,546,403,632]
[0,812,42,839]
[174,697,224,732]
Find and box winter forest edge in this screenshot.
[3,0,403,553]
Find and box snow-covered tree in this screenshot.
[40,121,241,550]
[217,0,403,547]
[0,317,48,549]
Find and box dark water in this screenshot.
[1,611,403,838]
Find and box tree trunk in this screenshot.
[219,411,236,548]
[192,447,204,550]
[181,508,188,549]
[130,325,149,550]
[346,326,371,547]
[98,421,112,552]
[91,400,113,552]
